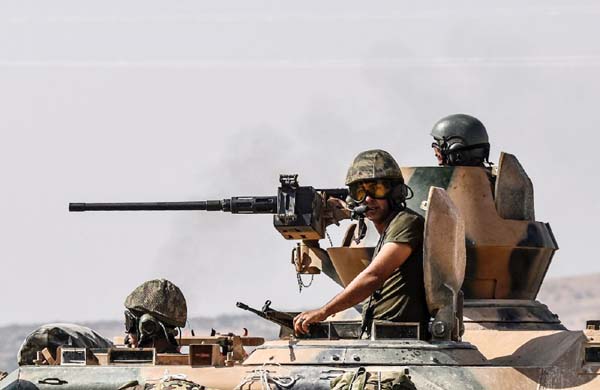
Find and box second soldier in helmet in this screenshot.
[124,279,187,353]
[293,150,429,337]
[431,113,491,167]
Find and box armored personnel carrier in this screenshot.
[1,152,599,389]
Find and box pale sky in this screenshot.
[1,1,599,326]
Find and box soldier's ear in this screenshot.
[390,182,408,203]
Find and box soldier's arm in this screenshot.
[294,242,412,334]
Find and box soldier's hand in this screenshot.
[293,308,328,335]
[323,197,351,227]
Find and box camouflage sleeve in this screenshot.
[383,210,424,251]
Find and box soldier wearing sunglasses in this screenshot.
[294,150,429,337]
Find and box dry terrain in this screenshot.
[537,273,600,330]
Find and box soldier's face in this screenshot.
[127,333,139,347]
[432,144,444,165]
[363,196,391,224]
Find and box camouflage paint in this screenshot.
[400,165,557,300]
[402,166,455,217]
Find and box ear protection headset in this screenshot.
[389,180,412,211]
[435,136,490,166]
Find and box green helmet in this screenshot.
[124,279,187,328]
[431,114,490,166]
[345,149,404,186]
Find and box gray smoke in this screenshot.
[1,0,599,325]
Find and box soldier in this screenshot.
[293,149,429,337]
[124,279,187,353]
[17,323,113,366]
[431,114,491,167]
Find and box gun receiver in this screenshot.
[70,174,348,240]
[236,301,329,339]
[236,301,295,331]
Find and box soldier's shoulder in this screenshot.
[392,208,424,227]
[384,208,424,246]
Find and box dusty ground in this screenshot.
[537,273,600,330]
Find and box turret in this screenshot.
[319,152,561,331]
[401,153,557,301]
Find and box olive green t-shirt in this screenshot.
[362,208,429,330]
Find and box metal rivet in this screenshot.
[331,355,340,361]
[432,321,446,337]
[352,355,360,362]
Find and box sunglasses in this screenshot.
[348,180,393,202]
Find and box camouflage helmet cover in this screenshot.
[345,149,403,186]
[124,279,187,328]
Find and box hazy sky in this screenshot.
[1,1,599,326]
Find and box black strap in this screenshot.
[358,213,398,338]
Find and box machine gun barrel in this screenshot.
[69,196,278,214]
[69,174,349,240]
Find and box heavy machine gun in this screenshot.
[69,174,348,241]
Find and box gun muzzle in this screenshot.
[69,203,86,212]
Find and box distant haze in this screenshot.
[1,1,599,326]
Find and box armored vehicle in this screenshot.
[2,152,599,389]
